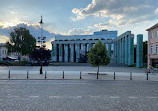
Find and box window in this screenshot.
[156,30,158,38]
[156,45,158,54]
[150,45,153,54]
[150,32,153,39]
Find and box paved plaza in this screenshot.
[0,80,158,111]
[0,65,158,81]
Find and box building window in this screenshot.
[156,30,158,38]
[150,32,153,39]
[156,45,158,54]
[150,45,153,54]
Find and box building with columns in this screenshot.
[113,31,134,66]
[51,30,117,63]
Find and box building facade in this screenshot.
[0,43,8,61]
[0,43,30,61]
[51,30,117,63]
[113,31,134,66]
[147,23,158,67]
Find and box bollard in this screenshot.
[8,70,10,79]
[147,72,148,80]
[27,71,29,79]
[97,71,98,79]
[80,71,82,79]
[63,71,64,79]
[130,72,132,80]
[114,72,115,80]
[45,71,47,79]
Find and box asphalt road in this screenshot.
[0,80,158,111]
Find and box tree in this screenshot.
[31,48,51,61]
[6,27,36,56]
[88,40,111,79]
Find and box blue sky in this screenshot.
[0,0,158,49]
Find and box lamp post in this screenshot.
[38,15,46,74]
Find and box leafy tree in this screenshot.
[31,48,51,61]
[88,40,110,78]
[6,27,36,56]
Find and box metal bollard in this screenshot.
[114,72,115,80]
[97,71,98,79]
[45,71,47,79]
[8,70,10,79]
[130,72,132,80]
[27,71,29,79]
[147,72,148,80]
[80,71,82,79]
[63,71,64,79]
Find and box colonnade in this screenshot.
[113,31,134,66]
[52,40,112,63]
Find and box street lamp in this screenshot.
[38,15,46,74]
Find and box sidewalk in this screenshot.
[0,70,158,81]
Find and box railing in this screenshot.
[0,70,157,81]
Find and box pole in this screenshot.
[130,72,132,80]
[8,70,10,79]
[45,71,47,79]
[147,72,148,80]
[63,71,64,79]
[27,71,29,79]
[114,72,115,80]
[80,71,82,79]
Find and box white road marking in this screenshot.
[30,96,39,98]
[129,96,137,99]
[146,97,158,99]
[110,96,120,99]
[8,96,19,98]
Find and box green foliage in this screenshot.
[6,27,36,55]
[0,61,30,66]
[88,40,111,67]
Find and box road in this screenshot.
[0,80,158,111]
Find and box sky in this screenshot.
[0,0,158,49]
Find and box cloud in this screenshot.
[0,23,60,49]
[155,8,158,13]
[0,35,9,43]
[68,28,92,35]
[72,0,158,26]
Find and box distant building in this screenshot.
[51,30,117,63]
[0,43,30,61]
[146,23,158,67]
[0,43,8,61]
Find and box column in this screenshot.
[59,44,63,62]
[125,36,128,64]
[52,44,57,62]
[64,44,68,62]
[136,34,143,68]
[128,35,134,66]
[76,44,80,62]
[108,44,111,57]
[70,44,74,62]
[88,43,93,51]
[120,39,122,63]
[117,40,119,63]
[122,38,125,63]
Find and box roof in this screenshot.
[146,23,158,31]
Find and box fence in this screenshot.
[0,70,157,81]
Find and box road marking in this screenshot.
[30,96,39,98]
[146,97,158,99]
[129,96,137,99]
[8,96,19,98]
[110,96,120,99]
